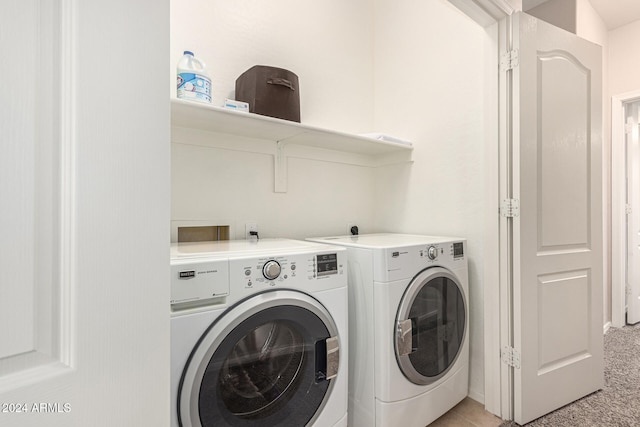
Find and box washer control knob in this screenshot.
[262,260,281,280]
[427,246,438,260]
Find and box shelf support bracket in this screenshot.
[274,141,288,193]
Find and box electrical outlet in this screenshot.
[347,222,358,236]
[245,222,258,240]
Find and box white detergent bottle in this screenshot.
[177,51,211,103]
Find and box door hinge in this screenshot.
[500,49,519,72]
[626,204,632,215]
[501,346,521,369]
[500,198,520,218]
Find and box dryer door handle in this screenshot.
[397,318,415,356]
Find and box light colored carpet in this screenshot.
[500,324,640,427]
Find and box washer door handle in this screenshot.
[325,336,340,380]
[397,318,415,356]
[316,336,340,381]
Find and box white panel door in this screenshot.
[0,1,170,426]
[508,12,603,425]
[625,101,640,324]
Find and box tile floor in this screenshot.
[428,397,503,427]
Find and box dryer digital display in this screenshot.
[316,253,338,277]
[453,242,464,258]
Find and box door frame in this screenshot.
[446,0,514,418]
[449,0,608,421]
[611,90,640,327]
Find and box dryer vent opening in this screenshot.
[177,225,230,242]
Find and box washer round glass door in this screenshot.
[395,267,466,385]
[178,290,340,427]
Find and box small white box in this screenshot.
[223,98,249,112]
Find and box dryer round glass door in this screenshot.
[178,290,340,427]
[395,267,467,385]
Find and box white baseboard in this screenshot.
[467,388,484,405]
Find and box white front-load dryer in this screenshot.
[307,234,468,427]
[170,239,348,427]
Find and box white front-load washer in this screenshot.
[306,234,468,427]
[170,239,348,427]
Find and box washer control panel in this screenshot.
[170,259,229,306]
[317,253,339,277]
[231,250,345,294]
[262,260,282,280]
[170,241,347,310]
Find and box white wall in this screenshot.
[372,0,488,402]
[576,0,607,45]
[579,8,640,329]
[608,18,640,327]
[171,138,377,239]
[609,20,640,96]
[171,0,377,239]
[171,0,374,133]
[172,0,489,404]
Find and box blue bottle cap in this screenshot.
[183,51,194,56]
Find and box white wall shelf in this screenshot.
[171,99,413,192]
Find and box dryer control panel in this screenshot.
[382,240,467,282]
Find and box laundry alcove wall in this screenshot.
[170,0,379,240]
[170,0,490,404]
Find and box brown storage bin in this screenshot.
[235,65,300,122]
